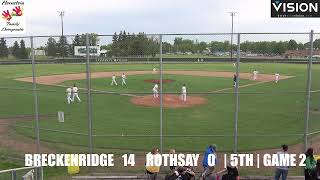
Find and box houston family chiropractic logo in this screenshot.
[1,0,25,34]
[271,0,320,18]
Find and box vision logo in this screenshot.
[271,0,320,18]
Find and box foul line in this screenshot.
[209,81,270,93]
[90,89,139,97]
[311,89,320,93]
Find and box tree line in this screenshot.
[101,31,159,57]
[44,33,99,57]
[0,38,29,59]
[1,33,320,59]
[105,35,320,56]
[162,38,319,55]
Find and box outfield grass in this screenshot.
[0,63,319,154]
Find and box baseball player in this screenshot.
[121,73,127,85]
[275,73,280,83]
[252,69,258,80]
[111,74,118,86]
[66,86,73,104]
[152,68,157,74]
[153,83,159,98]
[233,74,238,87]
[72,84,81,102]
[181,84,187,102]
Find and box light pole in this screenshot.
[229,12,236,63]
[58,11,65,58]
[57,11,65,37]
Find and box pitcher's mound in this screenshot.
[144,79,175,84]
[131,95,207,108]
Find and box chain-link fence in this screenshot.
[0,166,42,180]
[0,32,319,177]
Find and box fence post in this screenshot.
[86,33,93,157]
[34,167,39,180]
[159,34,163,153]
[233,33,241,153]
[31,36,41,154]
[11,170,16,180]
[304,30,314,151]
[40,166,43,180]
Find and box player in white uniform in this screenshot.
[152,68,157,74]
[121,73,126,85]
[111,74,118,86]
[72,84,81,102]
[275,73,280,83]
[153,83,159,98]
[66,86,73,104]
[181,84,187,102]
[252,70,258,80]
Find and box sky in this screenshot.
[26,0,320,36]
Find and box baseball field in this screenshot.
[0,62,319,158]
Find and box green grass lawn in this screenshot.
[0,62,320,177]
[0,63,319,153]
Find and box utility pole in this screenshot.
[229,12,236,63]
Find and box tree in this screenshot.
[288,39,298,50]
[0,38,8,58]
[297,43,305,50]
[46,37,58,56]
[11,41,19,58]
[111,32,120,56]
[88,33,99,46]
[70,34,81,56]
[313,39,320,49]
[162,42,172,54]
[73,34,81,46]
[18,39,28,59]
[274,41,287,55]
[79,33,99,46]
[197,42,207,53]
[209,41,230,52]
[57,36,69,57]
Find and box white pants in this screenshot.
[153,90,158,98]
[67,93,73,104]
[233,81,237,87]
[275,77,279,83]
[111,79,118,85]
[72,93,81,102]
[253,75,257,80]
[181,92,187,102]
[122,79,126,85]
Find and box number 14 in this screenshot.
[122,154,135,166]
